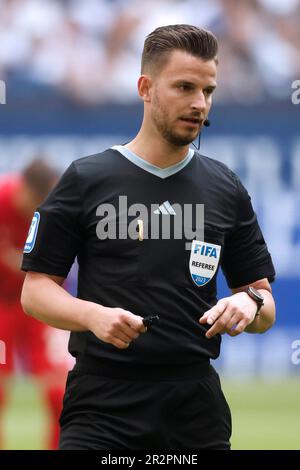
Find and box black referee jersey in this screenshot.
[21,146,275,366]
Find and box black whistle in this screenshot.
[143,315,160,329]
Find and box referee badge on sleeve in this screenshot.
[189,240,221,287]
[24,211,40,253]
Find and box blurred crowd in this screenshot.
[0,0,299,104]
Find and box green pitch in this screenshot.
[222,377,300,450]
[2,376,300,450]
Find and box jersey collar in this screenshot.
[111,145,194,179]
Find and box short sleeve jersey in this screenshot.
[22,147,275,366]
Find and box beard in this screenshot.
[151,93,198,146]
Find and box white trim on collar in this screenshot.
[111,145,194,179]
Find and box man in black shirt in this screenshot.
[21,25,276,450]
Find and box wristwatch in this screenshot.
[245,286,264,316]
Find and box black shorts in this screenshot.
[59,359,231,450]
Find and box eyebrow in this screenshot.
[174,80,217,90]
[174,80,195,86]
[204,85,217,91]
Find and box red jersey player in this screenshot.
[0,159,70,449]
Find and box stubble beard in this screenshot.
[151,93,197,147]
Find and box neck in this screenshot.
[125,120,190,169]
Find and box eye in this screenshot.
[204,88,215,96]
[178,84,193,91]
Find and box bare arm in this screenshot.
[199,278,275,338]
[21,271,93,331]
[21,271,146,349]
[231,278,275,334]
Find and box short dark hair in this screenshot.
[22,158,58,200]
[141,24,218,74]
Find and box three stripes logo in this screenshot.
[154,201,176,215]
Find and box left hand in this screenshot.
[199,292,258,339]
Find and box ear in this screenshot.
[138,75,152,103]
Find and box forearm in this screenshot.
[244,289,276,333]
[21,274,97,332]
[21,272,146,350]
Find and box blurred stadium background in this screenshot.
[0,0,299,450]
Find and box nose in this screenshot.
[191,91,206,112]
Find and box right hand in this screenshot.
[86,306,147,350]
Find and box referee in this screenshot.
[21,25,276,450]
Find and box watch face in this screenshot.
[248,287,264,303]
